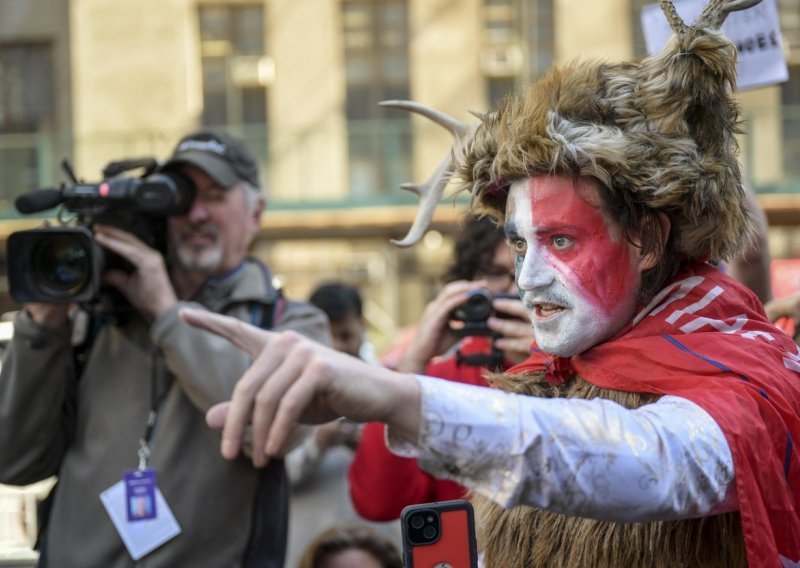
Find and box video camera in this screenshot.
[450,288,518,337]
[7,159,195,307]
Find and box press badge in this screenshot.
[100,471,181,560]
[124,469,157,521]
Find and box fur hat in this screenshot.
[386,1,760,262]
[460,1,755,262]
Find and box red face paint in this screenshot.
[526,176,638,318]
[507,176,642,356]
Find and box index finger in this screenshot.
[180,307,272,358]
[427,280,490,320]
[93,229,150,266]
[206,401,230,430]
[94,224,140,242]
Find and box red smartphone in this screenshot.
[400,499,478,568]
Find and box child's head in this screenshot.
[298,523,403,568]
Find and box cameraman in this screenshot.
[0,129,330,567]
[349,216,534,521]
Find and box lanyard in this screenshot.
[136,260,276,470]
[137,347,171,471]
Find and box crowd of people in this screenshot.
[2,0,800,566]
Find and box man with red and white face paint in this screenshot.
[506,175,646,357]
[179,1,800,566]
[181,183,800,568]
[182,162,798,567]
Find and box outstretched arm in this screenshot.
[182,308,735,521]
[180,307,420,468]
[391,377,735,522]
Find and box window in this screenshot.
[198,5,269,127]
[0,42,55,201]
[778,0,800,64]
[777,1,799,180]
[342,0,411,198]
[630,0,652,59]
[781,67,800,180]
[481,0,554,108]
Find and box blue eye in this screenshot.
[552,235,572,250]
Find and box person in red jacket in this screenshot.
[348,216,535,521]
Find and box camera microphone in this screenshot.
[14,172,195,217]
[15,188,64,214]
[58,173,195,215]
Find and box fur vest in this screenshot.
[473,372,746,568]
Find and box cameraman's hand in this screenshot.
[396,279,488,373]
[94,225,178,319]
[25,303,71,329]
[489,296,535,364]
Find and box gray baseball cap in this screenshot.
[163,129,260,189]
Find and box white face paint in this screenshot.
[505,176,642,357]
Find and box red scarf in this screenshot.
[510,262,800,567]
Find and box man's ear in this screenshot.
[639,212,671,271]
[252,196,265,223]
[246,196,265,240]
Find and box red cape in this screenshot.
[511,262,800,566]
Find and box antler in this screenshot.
[658,0,688,35]
[658,0,763,34]
[696,0,762,29]
[380,100,479,247]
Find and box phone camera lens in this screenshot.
[423,525,437,540]
[411,515,425,530]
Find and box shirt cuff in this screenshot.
[386,375,524,505]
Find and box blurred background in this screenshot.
[0,0,799,563]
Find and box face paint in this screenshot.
[505,176,642,356]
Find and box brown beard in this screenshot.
[472,372,746,568]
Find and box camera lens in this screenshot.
[423,525,437,540]
[410,514,425,530]
[32,235,91,298]
[463,290,493,320]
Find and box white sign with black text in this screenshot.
[641,0,788,90]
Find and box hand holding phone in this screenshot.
[401,499,478,568]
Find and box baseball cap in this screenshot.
[162,129,260,189]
